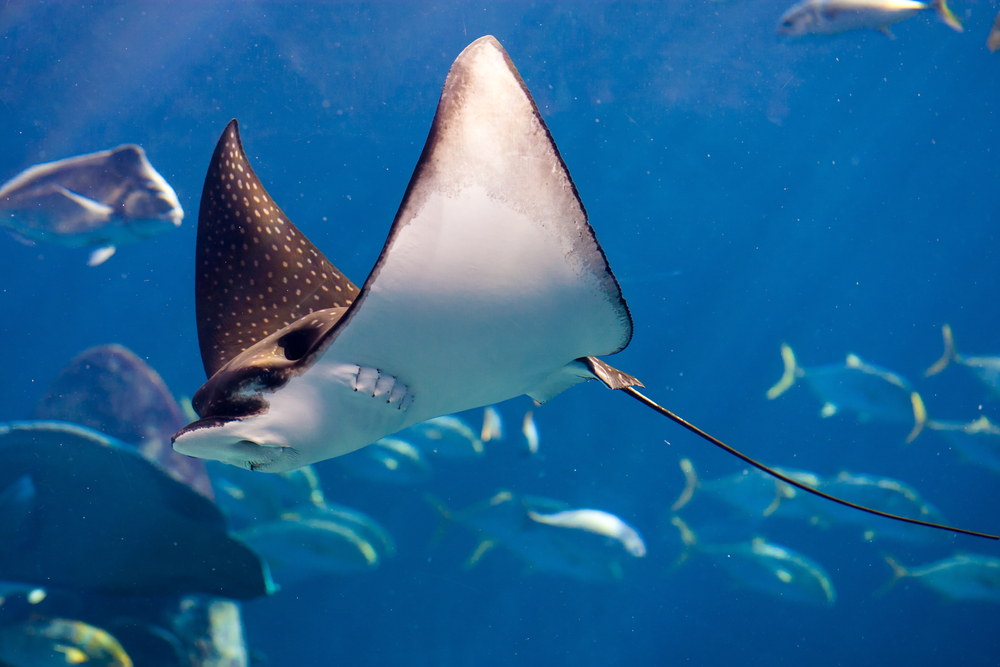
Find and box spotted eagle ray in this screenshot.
[172,36,995,541]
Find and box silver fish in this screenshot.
[777,0,962,38]
[816,472,949,543]
[432,491,645,582]
[481,406,504,443]
[671,517,836,606]
[671,457,822,520]
[882,554,1000,602]
[768,343,927,443]
[0,144,182,265]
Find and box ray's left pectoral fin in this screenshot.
[527,356,642,404]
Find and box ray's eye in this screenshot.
[278,329,311,361]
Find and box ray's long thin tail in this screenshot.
[622,385,997,540]
[582,356,997,541]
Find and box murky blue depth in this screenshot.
[1,2,998,666]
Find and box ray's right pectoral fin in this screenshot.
[526,356,642,404]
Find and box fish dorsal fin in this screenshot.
[195,119,359,377]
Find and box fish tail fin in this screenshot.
[762,492,784,518]
[670,458,700,512]
[424,493,454,546]
[463,539,497,570]
[668,515,698,570]
[904,392,928,444]
[925,324,959,376]
[875,554,910,597]
[933,0,963,32]
[767,343,802,399]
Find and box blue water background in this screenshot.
[1,2,998,665]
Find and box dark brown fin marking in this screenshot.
[195,119,359,378]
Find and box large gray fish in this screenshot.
[777,0,962,37]
[0,421,273,599]
[0,144,182,266]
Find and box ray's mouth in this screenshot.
[171,416,239,443]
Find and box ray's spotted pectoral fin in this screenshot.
[194,119,360,378]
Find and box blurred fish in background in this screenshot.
[767,343,928,442]
[205,443,397,583]
[814,472,950,543]
[671,459,950,543]
[522,411,540,456]
[670,457,822,520]
[236,509,395,583]
[0,617,132,667]
[881,554,1000,602]
[670,517,836,606]
[480,406,503,443]
[429,491,646,582]
[989,10,1000,51]
[401,415,484,459]
[776,0,962,38]
[926,416,1000,475]
[333,437,433,485]
[0,145,182,266]
[207,460,328,529]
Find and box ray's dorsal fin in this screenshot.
[195,119,359,377]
